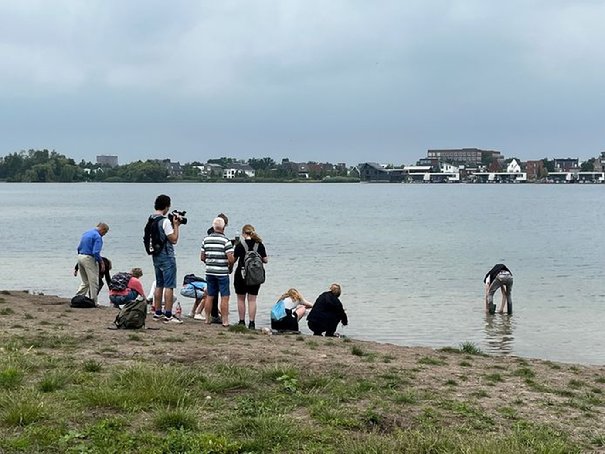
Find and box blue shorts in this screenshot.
[109,290,138,307]
[153,255,177,289]
[206,274,230,297]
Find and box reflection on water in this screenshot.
[483,314,515,355]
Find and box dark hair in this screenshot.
[154,194,171,210]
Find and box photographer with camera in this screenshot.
[149,194,184,324]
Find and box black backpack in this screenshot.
[108,272,132,291]
[143,216,166,256]
[114,299,147,329]
[240,241,266,286]
[70,295,96,308]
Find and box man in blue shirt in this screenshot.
[76,223,109,305]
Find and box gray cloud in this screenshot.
[1,0,604,164]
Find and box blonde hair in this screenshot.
[131,268,143,278]
[242,224,262,243]
[330,283,341,297]
[280,288,303,302]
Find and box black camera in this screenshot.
[168,210,188,225]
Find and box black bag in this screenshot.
[114,299,147,329]
[70,295,96,308]
[182,273,206,285]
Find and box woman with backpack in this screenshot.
[270,288,314,332]
[233,224,268,330]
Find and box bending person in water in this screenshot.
[484,264,513,315]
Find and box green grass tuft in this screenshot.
[154,408,199,431]
[0,307,15,316]
[82,360,102,373]
[460,341,484,355]
[0,366,24,389]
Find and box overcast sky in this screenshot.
[1,0,604,165]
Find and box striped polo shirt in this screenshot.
[201,233,234,276]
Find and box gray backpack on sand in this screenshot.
[240,240,266,286]
[114,299,147,329]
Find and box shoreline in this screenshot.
[1,290,604,452]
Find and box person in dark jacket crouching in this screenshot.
[307,283,348,336]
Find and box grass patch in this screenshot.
[154,407,199,431]
[460,341,484,355]
[82,360,102,373]
[0,391,46,426]
[0,307,15,316]
[512,367,535,379]
[351,345,366,357]
[38,372,69,393]
[484,373,504,383]
[0,366,24,389]
[417,356,447,366]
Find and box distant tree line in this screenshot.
[0,150,357,183]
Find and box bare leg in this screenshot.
[248,294,257,322]
[204,296,214,324]
[237,294,246,321]
[154,286,163,313]
[220,296,230,326]
[498,289,507,313]
[294,306,306,321]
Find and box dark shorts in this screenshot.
[234,268,261,296]
[271,309,299,331]
[206,274,230,297]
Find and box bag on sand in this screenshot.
[70,295,96,308]
[114,299,147,329]
[240,241,265,286]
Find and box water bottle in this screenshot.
[175,302,182,319]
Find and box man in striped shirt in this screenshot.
[201,217,235,326]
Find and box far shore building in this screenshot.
[553,158,579,172]
[525,160,545,181]
[223,163,255,179]
[426,148,504,166]
[358,162,405,182]
[96,155,118,167]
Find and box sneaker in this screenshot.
[163,316,183,324]
[238,320,245,326]
[153,313,166,321]
[248,321,255,330]
[193,313,205,321]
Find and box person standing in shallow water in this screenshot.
[75,222,109,305]
[484,264,513,315]
[233,224,268,330]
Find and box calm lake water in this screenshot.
[1,182,603,365]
